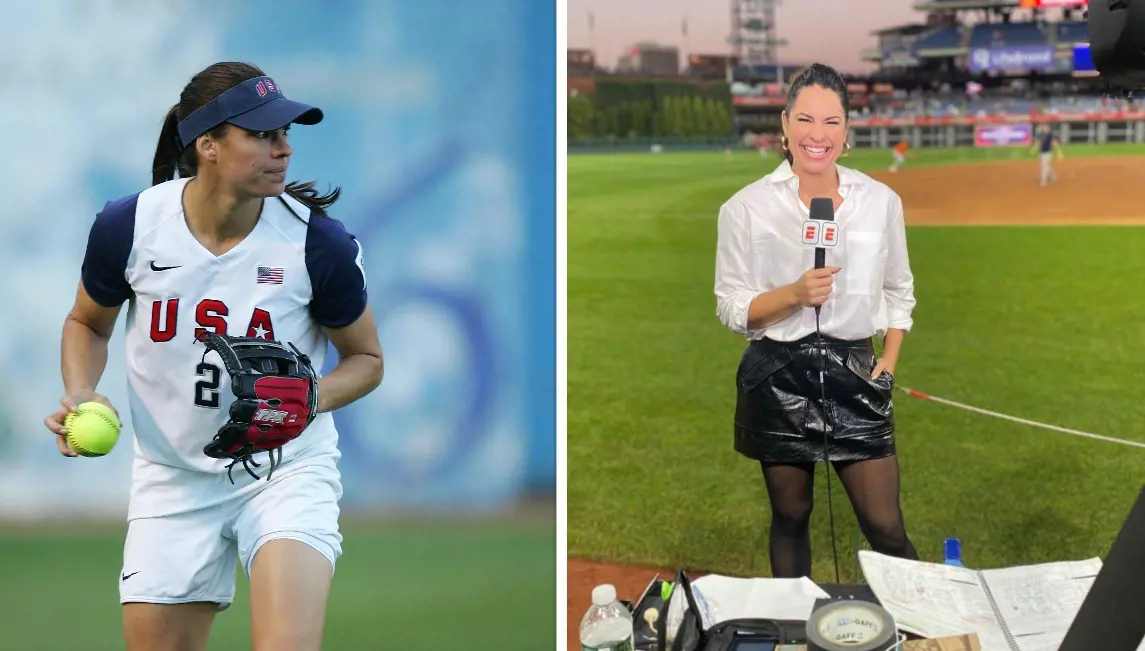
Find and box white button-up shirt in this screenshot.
[714,160,916,342]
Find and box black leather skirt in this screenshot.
[733,334,896,464]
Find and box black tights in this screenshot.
[760,456,918,579]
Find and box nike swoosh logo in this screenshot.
[121,571,141,581]
[150,262,181,272]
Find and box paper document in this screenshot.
[689,574,831,628]
[858,551,1145,651]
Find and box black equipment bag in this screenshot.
[627,570,809,651]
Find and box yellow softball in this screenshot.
[64,401,121,457]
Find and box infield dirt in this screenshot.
[880,155,1145,226]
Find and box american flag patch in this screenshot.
[257,266,284,285]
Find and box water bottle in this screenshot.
[579,583,635,651]
[943,537,965,567]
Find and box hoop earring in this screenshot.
[841,142,851,158]
[781,136,790,152]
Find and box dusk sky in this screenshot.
[567,0,922,74]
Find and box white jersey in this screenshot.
[80,177,367,519]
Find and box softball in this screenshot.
[64,401,121,457]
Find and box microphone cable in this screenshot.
[815,302,842,585]
[807,197,842,584]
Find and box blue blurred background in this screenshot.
[0,0,555,517]
[0,1,555,648]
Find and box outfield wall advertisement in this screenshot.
[968,46,1055,74]
[975,123,1034,147]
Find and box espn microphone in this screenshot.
[804,197,838,319]
[808,197,836,270]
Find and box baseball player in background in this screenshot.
[43,61,384,651]
[1031,123,1064,186]
[889,140,911,172]
[756,133,775,160]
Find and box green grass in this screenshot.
[568,144,1145,583]
[0,519,555,650]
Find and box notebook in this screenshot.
[857,550,1145,651]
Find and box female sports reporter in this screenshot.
[713,63,919,579]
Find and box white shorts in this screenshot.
[118,461,343,610]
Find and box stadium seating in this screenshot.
[967,22,1050,49]
[1055,22,1087,44]
[911,26,965,53]
[881,44,913,61]
[857,93,1145,120]
[854,9,1133,123]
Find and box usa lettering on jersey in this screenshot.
[150,299,277,343]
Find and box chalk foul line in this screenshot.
[895,385,1145,450]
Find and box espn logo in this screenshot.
[254,408,295,424]
[801,220,840,247]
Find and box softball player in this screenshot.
[1031,124,1064,186]
[714,63,920,579]
[43,61,384,651]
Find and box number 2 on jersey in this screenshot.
[194,362,222,408]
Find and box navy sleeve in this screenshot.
[305,213,368,328]
[80,194,138,307]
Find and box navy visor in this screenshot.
[176,75,323,149]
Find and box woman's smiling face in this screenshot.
[782,84,847,175]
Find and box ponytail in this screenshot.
[285,181,342,213]
[152,105,182,186]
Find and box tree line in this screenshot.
[568,94,735,140]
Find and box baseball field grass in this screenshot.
[568,143,1145,583]
[0,515,555,650]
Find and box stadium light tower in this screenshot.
[728,0,789,75]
